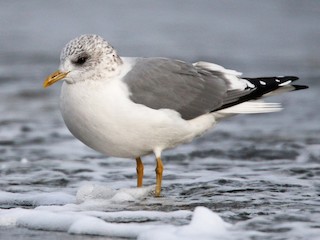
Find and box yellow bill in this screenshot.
[43,70,69,88]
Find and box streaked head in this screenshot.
[43,34,122,88]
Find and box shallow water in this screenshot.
[1,1,320,239]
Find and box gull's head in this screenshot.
[43,34,122,88]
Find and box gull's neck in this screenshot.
[104,47,123,69]
[99,49,124,79]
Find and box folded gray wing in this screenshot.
[122,58,230,120]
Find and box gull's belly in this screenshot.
[60,86,149,158]
[60,81,215,158]
[62,111,155,158]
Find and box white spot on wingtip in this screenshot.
[279,80,292,86]
[275,79,280,82]
[259,81,266,85]
[243,80,255,89]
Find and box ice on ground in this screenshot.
[0,185,232,239]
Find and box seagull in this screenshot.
[44,34,308,197]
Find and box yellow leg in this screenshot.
[136,157,144,187]
[155,157,164,197]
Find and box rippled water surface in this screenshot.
[0,1,320,239]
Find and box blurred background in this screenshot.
[1,0,320,72]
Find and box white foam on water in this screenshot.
[17,210,80,232]
[0,208,30,227]
[84,209,191,223]
[76,183,117,202]
[69,217,160,238]
[0,191,76,206]
[0,185,233,239]
[138,207,232,240]
[76,183,153,204]
[0,206,231,239]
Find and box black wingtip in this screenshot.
[281,76,299,81]
[292,84,309,90]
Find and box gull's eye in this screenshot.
[72,55,89,65]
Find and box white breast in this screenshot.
[60,61,217,158]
